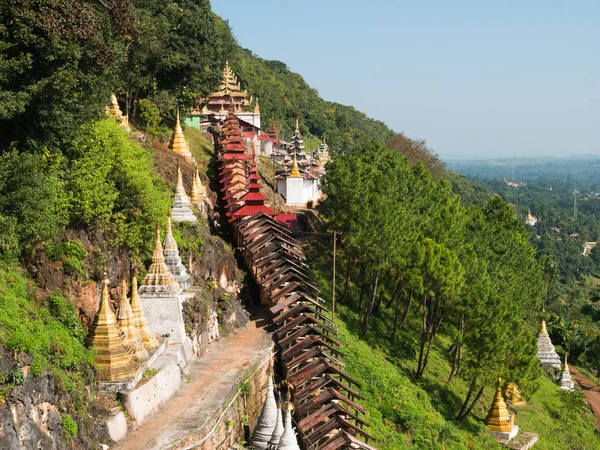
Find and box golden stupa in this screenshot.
[289,150,301,178]
[105,93,130,131]
[504,382,524,406]
[175,166,188,197]
[169,111,193,159]
[130,273,159,350]
[116,279,148,360]
[254,98,260,114]
[85,277,141,382]
[107,93,123,119]
[485,377,515,433]
[138,224,181,295]
[190,166,202,205]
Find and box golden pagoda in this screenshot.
[254,98,260,114]
[130,273,159,350]
[138,224,181,295]
[116,279,148,360]
[289,151,301,178]
[190,166,202,205]
[504,382,524,406]
[85,277,141,382]
[169,110,193,160]
[485,377,518,440]
[106,93,123,119]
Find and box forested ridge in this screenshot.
[0,1,599,449]
[452,157,600,381]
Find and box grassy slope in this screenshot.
[308,248,600,450]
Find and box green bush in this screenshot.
[61,414,78,437]
[9,367,24,386]
[138,99,162,135]
[0,262,94,412]
[46,240,88,278]
[66,119,171,254]
[0,150,68,254]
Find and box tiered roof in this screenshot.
[268,120,278,141]
[229,162,277,221]
[218,107,250,161]
[234,212,374,449]
[199,61,251,114]
[85,277,141,382]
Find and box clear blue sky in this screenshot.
[212,1,599,159]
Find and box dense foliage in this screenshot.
[0,261,93,410]
[452,157,600,374]
[317,140,545,419]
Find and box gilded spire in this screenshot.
[138,224,181,295]
[254,97,260,114]
[537,318,561,369]
[295,116,299,133]
[190,167,202,204]
[85,276,141,382]
[163,216,177,253]
[117,279,147,360]
[289,151,301,178]
[484,377,514,433]
[175,166,187,196]
[169,110,192,159]
[559,353,575,391]
[130,273,159,350]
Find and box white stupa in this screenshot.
[163,216,192,290]
[249,377,278,449]
[536,320,561,369]
[171,167,197,223]
[559,354,575,391]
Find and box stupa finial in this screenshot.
[289,150,301,178]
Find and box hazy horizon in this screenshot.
[212,1,599,160]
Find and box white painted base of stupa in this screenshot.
[491,425,519,442]
[171,206,197,223]
[141,294,187,344]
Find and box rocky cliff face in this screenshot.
[0,348,110,450]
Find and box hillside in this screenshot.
[1,1,599,449]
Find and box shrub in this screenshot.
[61,414,78,436]
[138,99,162,135]
[66,119,170,254]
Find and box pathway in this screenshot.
[115,318,272,450]
[571,367,600,428]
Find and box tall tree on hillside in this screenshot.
[0,0,134,151]
[456,200,543,420]
[123,0,226,120]
[387,133,446,181]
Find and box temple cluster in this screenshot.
[186,62,328,208]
